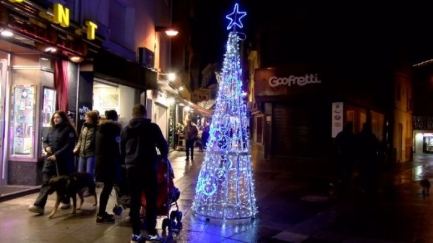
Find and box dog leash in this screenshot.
[54,160,60,177]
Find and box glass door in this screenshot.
[0,58,8,190]
[40,87,56,156]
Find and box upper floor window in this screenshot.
[407,87,412,111]
[108,0,134,49]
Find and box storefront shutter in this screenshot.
[272,103,328,158]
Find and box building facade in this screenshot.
[0,0,182,197]
[245,6,413,165]
[0,0,102,195]
[413,63,433,154]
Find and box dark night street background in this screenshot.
[3,1,433,242]
[193,1,433,67]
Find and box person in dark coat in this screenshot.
[94,110,122,223]
[335,121,356,187]
[183,119,198,161]
[202,122,210,149]
[120,104,168,242]
[356,122,379,193]
[28,110,77,215]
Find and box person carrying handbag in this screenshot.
[74,111,98,179]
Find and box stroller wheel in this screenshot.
[169,219,176,232]
[176,221,183,231]
[170,210,183,223]
[112,205,123,215]
[169,211,177,220]
[175,211,182,223]
[162,218,170,232]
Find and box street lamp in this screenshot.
[155,26,178,37]
[154,26,179,72]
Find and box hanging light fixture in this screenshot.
[155,26,179,37]
[67,53,84,63]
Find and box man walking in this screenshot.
[120,104,168,243]
[335,121,356,189]
[183,119,198,161]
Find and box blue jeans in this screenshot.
[78,156,95,178]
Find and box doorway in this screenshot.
[156,104,168,140]
[397,123,403,162]
[0,58,8,194]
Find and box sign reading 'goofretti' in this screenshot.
[269,74,321,87]
[9,0,98,40]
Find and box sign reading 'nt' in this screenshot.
[9,0,98,40]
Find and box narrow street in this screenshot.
[1,144,433,243]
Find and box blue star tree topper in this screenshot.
[226,3,247,30]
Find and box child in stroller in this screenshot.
[113,157,182,233]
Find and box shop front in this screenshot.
[92,78,137,126]
[146,79,212,151]
[0,46,55,196]
[413,130,433,154]
[249,106,264,144]
[254,63,386,161]
[0,0,101,197]
[79,49,158,130]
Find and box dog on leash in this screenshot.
[47,172,97,218]
[420,178,431,198]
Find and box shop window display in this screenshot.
[425,137,433,153]
[10,85,36,156]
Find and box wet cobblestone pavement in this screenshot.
[1,144,433,242]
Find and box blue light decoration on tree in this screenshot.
[192,3,257,220]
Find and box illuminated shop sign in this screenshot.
[9,0,98,40]
[269,74,321,87]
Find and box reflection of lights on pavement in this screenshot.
[413,165,423,178]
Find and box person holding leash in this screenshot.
[28,110,77,215]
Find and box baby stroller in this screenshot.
[113,157,182,234]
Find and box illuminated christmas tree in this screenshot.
[192,3,257,220]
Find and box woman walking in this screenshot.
[28,110,77,214]
[74,110,98,179]
[95,110,122,223]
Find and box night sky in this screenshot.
[193,1,433,67]
[193,0,237,66]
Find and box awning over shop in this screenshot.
[178,97,213,117]
[93,50,158,90]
